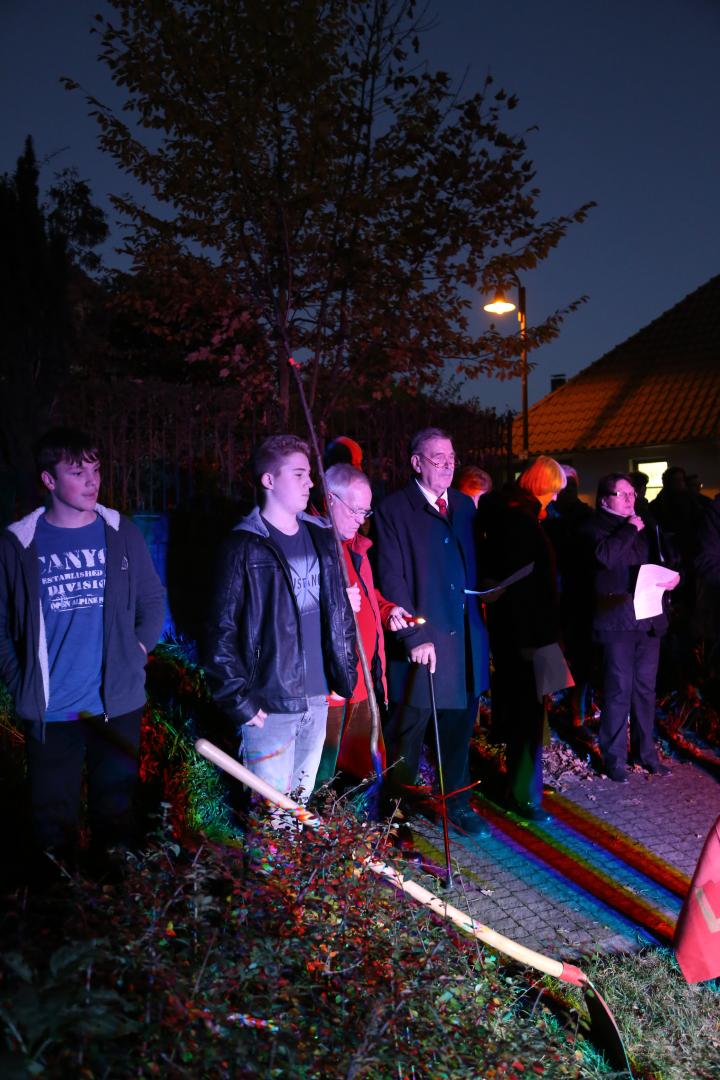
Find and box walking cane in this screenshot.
[287,357,383,786]
[428,666,453,888]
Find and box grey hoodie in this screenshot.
[0,505,165,724]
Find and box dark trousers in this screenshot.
[382,695,478,812]
[599,631,661,770]
[492,647,544,809]
[24,708,144,852]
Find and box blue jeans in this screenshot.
[240,696,328,803]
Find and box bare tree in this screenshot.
[67,0,593,421]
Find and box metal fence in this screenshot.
[53,378,513,513]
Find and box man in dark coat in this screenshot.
[374,428,489,835]
[694,493,720,676]
[583,473,679,782]
[650,466,704,685]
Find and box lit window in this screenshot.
[632,460,667,502]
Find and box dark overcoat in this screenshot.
[694,495,720,641]
[482,487,559,653]
[374,481,489,709]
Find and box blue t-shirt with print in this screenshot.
[35,514,106,720]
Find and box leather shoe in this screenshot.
[642,759,672,776]
[505,798,552,823]
[606,765,629,783]
[447,806,490,838]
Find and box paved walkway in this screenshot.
[407,744,720,962]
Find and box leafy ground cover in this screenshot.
[1,810,598,1079]
[1,645,719,1078]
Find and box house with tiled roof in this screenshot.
[514,274,720,500]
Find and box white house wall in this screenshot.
[554,441,720,504]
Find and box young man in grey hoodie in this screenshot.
[0,428,165,871]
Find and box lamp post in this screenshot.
[484,282,528,458]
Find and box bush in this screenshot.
[0,808,592,1078]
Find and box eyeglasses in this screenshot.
[419,453,460,469]
[608,491,636,499]
[330,491,373,520]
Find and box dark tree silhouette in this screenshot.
[0,138,108,516]
[67,0,593,423]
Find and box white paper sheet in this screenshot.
[633,563,681,620]
[463,561,534,598]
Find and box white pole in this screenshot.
[194,738,586,987]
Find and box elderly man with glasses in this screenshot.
[583,473,679,782]
[313,463,410,788]
[373,427,490,836]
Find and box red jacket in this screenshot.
[340,533,396,704]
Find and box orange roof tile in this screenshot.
[514,274,720,454]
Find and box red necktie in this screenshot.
[436,496,448,516]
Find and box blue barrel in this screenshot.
[131,512,175,639]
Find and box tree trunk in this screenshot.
[278,348,290,427]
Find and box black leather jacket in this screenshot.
[203,508,357,730]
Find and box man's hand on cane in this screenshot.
[410,641,436,673]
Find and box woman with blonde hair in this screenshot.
[517,456,566,516]
[483,457,567,820]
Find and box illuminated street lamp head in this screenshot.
[483,290,516,315]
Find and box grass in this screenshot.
[579,949,720,1080]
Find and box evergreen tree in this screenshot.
[0,138,108,515]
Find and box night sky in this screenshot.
[2,0,719,415]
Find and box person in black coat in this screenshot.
[650,466,704,686]
[582,473,679,782]
[694,493,720,677]
[374,428,489,835]
[483,457,566,820]
[544,466,595,727]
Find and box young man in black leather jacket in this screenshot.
[203,435,357,806]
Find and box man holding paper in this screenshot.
[584,473,679,782]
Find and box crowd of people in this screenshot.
[201,429,716,833]
[2,425,719,876]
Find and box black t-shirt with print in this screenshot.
[263,518,328,697]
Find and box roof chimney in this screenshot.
[550,373,566,392]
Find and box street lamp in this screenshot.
[484,282,528,458]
